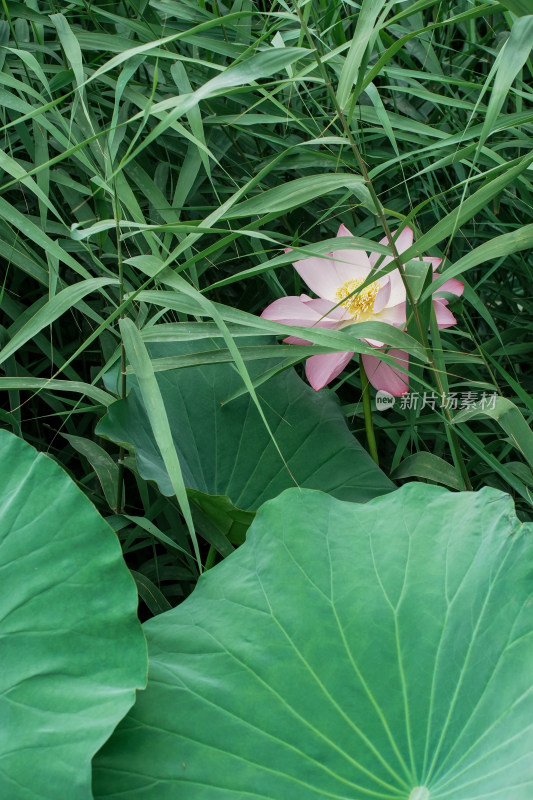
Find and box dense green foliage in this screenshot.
[1,2,532,587]
[1,1,533,794]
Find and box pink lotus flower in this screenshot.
[261,224,463,395]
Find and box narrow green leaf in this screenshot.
[85,12,255,86]
[477,15,533,151]
[0,147,59,217]
[0,377,114,406]
[2,47,51,93]
[130,570,172,616]
[422,223,533,298]
[197,47,309,97]
[140,322,272,343]
[337,0,387,108]
[204,236,392,292]
[62,433,120,510]
[50,14,85,91]
[189,495,246,552]
[0,196,95,280]
[222,173,372,219]
[391,452,461,490]
[134,291,429,363]
[0,278,119,367]
[122,514,192,558]
[454,425,533,506]
[453,397,533,468]
[118,318,202,569]
[404,153,533,260]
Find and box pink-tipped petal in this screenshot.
[369,226,414,269]
[434,277,464,297]
[301,296,346,320]
[261,295,337,327]
[383,267,408,308]
[337,223,353,238]
[369,250,390,269]
[433,297,457,329]
[305,351,353,391]
[293,250,370,301]
[375,301,407,327]
[333,221,374,281]
[292,256,340,300]
[369,250,387,269]
[389,226,414,254]
[362,349,409,396]
[423,256,442,271]
[330,248,371,278]
[386,257,439,307]
[373,279,392,313]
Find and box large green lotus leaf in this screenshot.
[97,338,393,517]
[0,429,147,800]
[94,484,533,799]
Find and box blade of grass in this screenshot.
[119,317,202,570]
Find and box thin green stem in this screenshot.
[360,356,379,465]
[114,183,127,514]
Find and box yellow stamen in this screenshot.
[335,277,380,321]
